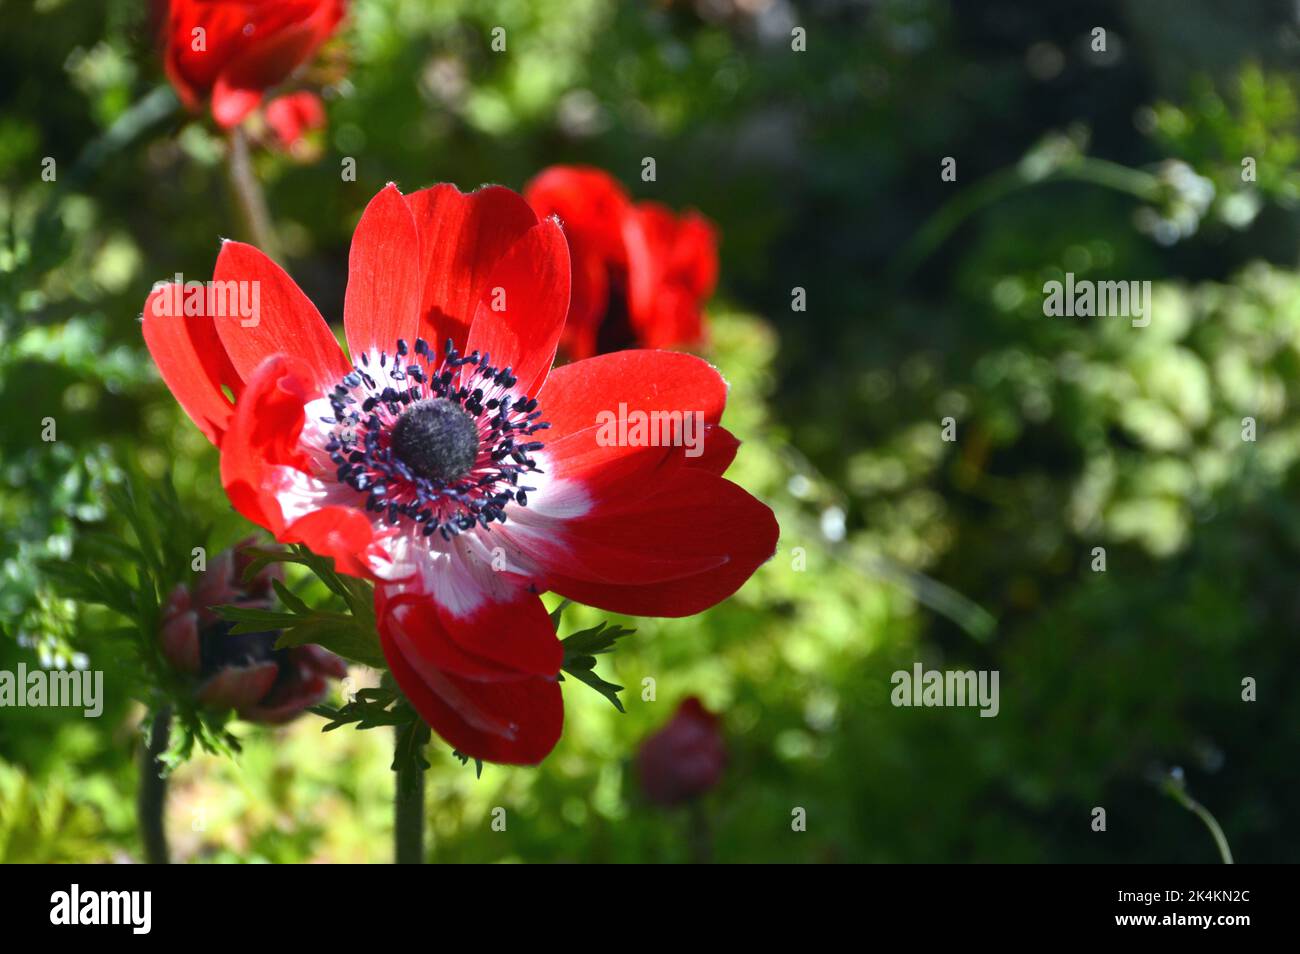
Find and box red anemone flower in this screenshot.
[158,0,345,128]
[141,182,777,764]
[525,165,718,358]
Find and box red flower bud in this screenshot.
[160,538,347,723]
[636,697,727,806]
[158,0,346,128]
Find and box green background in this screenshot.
[2,0,1299,862]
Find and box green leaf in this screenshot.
[274,614,385,670]
[559,622,635,713]
[452,750,484,778]
[214,604,299,627]
[311,686,404,732]
[561,621,636,659]
[560,665,627,713]
[392,717,431,775]
[549,599,571,627]
[270,578,310,615]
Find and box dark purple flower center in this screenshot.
[390,397,480,482]
[321,337,550,540]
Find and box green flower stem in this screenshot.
[226,126,282,262]
[1166,779,1234,864]
[138,705,172,865]
[394,724,428,864]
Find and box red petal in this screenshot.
[537,349,729,441]
[523,166,631,258]
[560,251,612,360]
[377,580,562,680]
[624,204,717,349]
[163,0,343,114]
[264,91,326,149]
[298,645,350,680]
[403,184,540,351]
[208,3,344,127]
[281,506,390,581]
[688,423,740,475]
[240,647,340,724]
[219,353,317,535]
[381,618,564,765]
[217,354,394,580]
[197,661,279,712]
[141,281,243,445]
[160,609,201,675]
[378,591,519,680]
[524,166,633,359]
[211,79,263,128]
[343,184,423,359]
[464,216,570,397]
[542,468,778,616]
[212,240,350,391]
[535,425,683,502]
[540,420,740,497]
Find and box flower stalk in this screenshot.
[394,722,430,864]
[1164,770,1234,864]
[226,126,282,263]
[138,705,172,865]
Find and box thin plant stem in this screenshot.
[225,126,282,261]
[138,705,172,865]
[1165,776,1234,864]
[394,724,428,864]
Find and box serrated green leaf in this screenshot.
[549,599,571,627]
[270,578,310,615]
[274,614,385,669]
[561,663,626,713]
[561,621,636,659]
[392,718,431,775]
[214,604,299,627]
[310,685,404,731]
[558,622,634,712]
[452,751,484,777]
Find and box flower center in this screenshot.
[319,337,550,540]
[390,398,480,483]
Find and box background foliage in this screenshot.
[2,0,1299,862]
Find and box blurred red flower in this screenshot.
[264,90,327,151]
[525,165,718,358]
[160,538,347,723]
[636,697,727,806]
[141,182,777,764]
[158,0,345,128]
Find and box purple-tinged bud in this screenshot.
[636,697,727,806]
[159,537,346,724]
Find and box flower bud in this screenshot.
[160,538,347,723]
[636,697,726,806]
